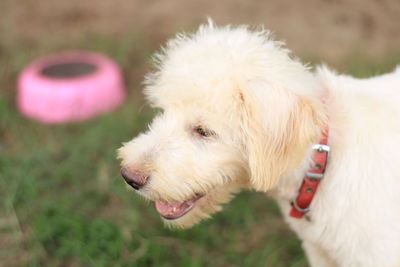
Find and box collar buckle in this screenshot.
[305,172,324,179]
[312,144,330,153]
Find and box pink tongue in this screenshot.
[155,200,193,219]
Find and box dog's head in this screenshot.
[118,22,325,228]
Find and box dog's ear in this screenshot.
[239,80,325,191]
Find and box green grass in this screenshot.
[1,33,399,267]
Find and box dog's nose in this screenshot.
[120,167,149,190]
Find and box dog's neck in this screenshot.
[271,98,330,215]
[270,146,316,201]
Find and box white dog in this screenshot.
[118,22,400,267]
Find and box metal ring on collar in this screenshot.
[291,201,311,213]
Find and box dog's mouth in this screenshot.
[155,194,204,220]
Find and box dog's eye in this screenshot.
[194,126,214,138]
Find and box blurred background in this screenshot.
[1,0,399,266]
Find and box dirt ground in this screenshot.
[1,0,400,63]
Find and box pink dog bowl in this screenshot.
[17,51,126,124]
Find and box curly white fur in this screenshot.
[118,21,400,266]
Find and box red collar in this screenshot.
[289,130,329,219]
